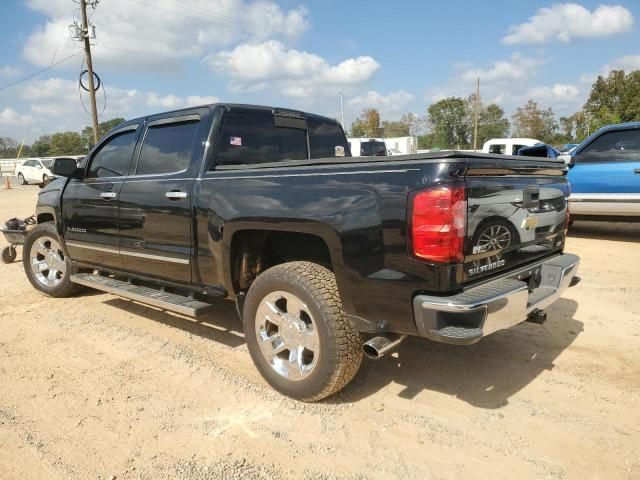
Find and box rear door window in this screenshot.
[489,144,506,154]
[215,112,308,166]
[87,130,138,179]
[308,118,350,158]
[136,118,200,175]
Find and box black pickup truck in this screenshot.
[25,103,580,401]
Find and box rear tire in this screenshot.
[17,173,26,185]
[243,261,362,402]
[22,222,82,297]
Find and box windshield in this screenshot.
[41,160,54,168]
[360,141,386,156]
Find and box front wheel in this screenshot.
[243,261,362,402]
[2,246,17,264]
[22,222,82,297]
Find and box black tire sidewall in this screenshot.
[243,267,341,400]
[2,247,16,264]
[18,173,25,185]
[22,223,78,297]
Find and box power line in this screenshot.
[129,0,282,34]
[0,54,80,91]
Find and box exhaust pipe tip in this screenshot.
[363,334,407,360]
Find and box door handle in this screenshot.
[100,192,117,200]
[165,191,188,200]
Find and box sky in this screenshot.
[1,0,640,142]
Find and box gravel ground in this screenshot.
[1,185,639,479]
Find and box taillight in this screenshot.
[411,185,466,263]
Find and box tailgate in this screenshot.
[463,157,569,284]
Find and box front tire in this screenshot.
[23,222,82,297]
[2,246,17,264]
[243,261,362,402]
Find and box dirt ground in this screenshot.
[0,185,639,480]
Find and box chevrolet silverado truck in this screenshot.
[24,103,580,401]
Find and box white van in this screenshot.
[482,138,541,156]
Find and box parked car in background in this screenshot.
[16,158,56,185]
[560,122,640,221]
[482,138,540,155]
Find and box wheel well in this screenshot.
[471,215,521,244]
[37,213,54,224]
[231,230,332,293]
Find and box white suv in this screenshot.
[16,158,56,185]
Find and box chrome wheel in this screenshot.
[255,291,319,381]
[17,173,25,185]
[473,224,512,267]
[29,236,67,287]
[477,224,511,252]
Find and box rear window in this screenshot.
[215,112,308,166]
[360,141,386,156]
[308,118,350,158]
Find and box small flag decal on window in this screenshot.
[230,136,242,146]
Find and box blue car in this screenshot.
[562,122,640,221]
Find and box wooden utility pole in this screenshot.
[80,0,99,145]
[473,77,480,151]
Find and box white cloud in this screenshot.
[0,77,220,141]
[425,54,587,117]
[0,66,22,78]
[0,108,31,127]
[347,90,414,113]
[601,54,640,74]
[146,93,220,109]
[207,40,380,98]
[460,54,543,84]
[503,3,633,45]
[527,83,579,100]
[22,0,309,71]
[344,89,415,127]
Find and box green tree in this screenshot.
[381,120,410,137]
[81,117,125,150]
[31,135,52,157]
[350,109,381,137]
[467,96,510,148]
[49,132,85,156]
[426,97,469,149]
[0,137,19,158]
[578,69,640,137]
[511,100,557,143]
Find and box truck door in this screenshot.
[62,125,140,268]
[117,109,209,282]
[569,127,640,216]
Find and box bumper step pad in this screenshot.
[70,273,215,317]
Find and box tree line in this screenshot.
[348,68,640,150]
[0,118,124,159]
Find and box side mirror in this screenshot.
[52,157,81,177]
[557,153,574,167]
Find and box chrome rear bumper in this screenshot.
[413,253,580,345]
